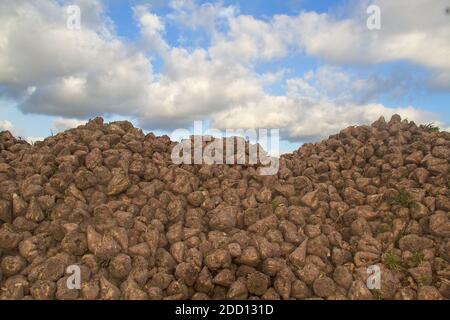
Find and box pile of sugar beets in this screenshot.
[0,115,449,300]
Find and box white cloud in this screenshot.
[134,5,169,55]
[287,66,420,104]
[0,120,14,132]
[0,0,153,118]
[209,14,289,63]
[211,67,435,142]
[53,117,87,132]
[168,0,237,32]
[0,119,23,137]
[214,100,434,142]
[25,136,44,144]
[283,0,450,89]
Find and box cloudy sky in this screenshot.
[0,0,449,152]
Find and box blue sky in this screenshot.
[0,0,449,152]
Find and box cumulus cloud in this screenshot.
[168,0,237,32]
[25,137,44,144]
[286,66,422,104]
[0,119,24,137]
[209,14,290,63]
[0,120,14,133]
[212,67,436,141]
[214,101,436,142]
[53,117,87,132]
[0,0,448,143]
[0,0,152,118]
[134,5,170,55]
[284,0,450,89]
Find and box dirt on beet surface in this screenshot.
[0,115,449,300]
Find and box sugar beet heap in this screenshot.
[0,115,449,300]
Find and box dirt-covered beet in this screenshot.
[0,115,449,300]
